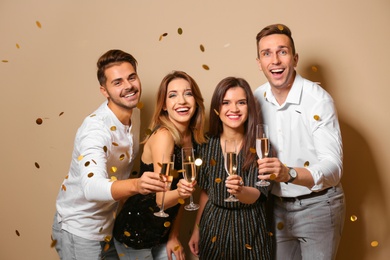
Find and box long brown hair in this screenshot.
[147,71,206,145]
[208,77,261,171]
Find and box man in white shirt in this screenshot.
[254,24,345,260]
[52,49,166,260]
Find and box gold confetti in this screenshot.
[104,235,112,243]
[35,162,40,169]
[119,154,125,161]
[145,128,152,136]
[277,222,284,230]
[370,241,379,247]
[103,146,108,153]
[311,66,318,72]
[148,207,154,212]
[211,236,217,243]
[164,221,171,227]
[304,161,310,167]
[36,21,42,28]
[2,60,9,63]
[126,151,130,158]
[202,64,210,70]
[36,118,43,125]
[350,215,358,222]
[200,44,205,52]
[195,158,203,166]
[90,114,96,117]
[92,159,97,165]
[103,243,110,252]
[65,175,68,179]
[215,178,222,183]
[50,239,57,248]
[313,115,320,121]
[15,230,20,236]
[124,231,131,237]
[277,24,284,31]
[210,158,216,166]
[110,176,117,182]
[59,112,64,116]
[78,155,84,161]
[112,142,119,146]
[136,102,144,109]
[213,109,219,116]
[177,28,183,35]
[87,172,94,178]
[245,244,252,250]
[99,227,103,233]
[84,161,90,167]
[111,166,117,173]
[178,198,185,204]
[61,184,66,191]
[159,33,168,41]
[270,174,276,180]
[249,147,256,154]
[16,43,20,49]
[268,231,273,236]
[110,126,117,131]
[174,245,181,251]
[263,91,266,98]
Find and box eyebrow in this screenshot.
[110,72,137,84]
[260,45,289,53]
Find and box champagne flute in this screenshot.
[182,147,200,211]
[154,154,175,217]
[255,124,270,187]
[224,139,239,202]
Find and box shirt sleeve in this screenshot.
[308,99,343,191]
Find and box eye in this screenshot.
[168,93,177,98]
[238,100,247,105]
[261,51,271,57]
[113,80,121,86]
[279,50,288,56]
[184,91,193,96]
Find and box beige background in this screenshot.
[1,0,389,259]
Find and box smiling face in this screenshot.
[164,78,196,130]
[100,62,142,115]
[219,86,248,132]
[257,34,298,90]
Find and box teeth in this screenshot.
[228,115,239,118]
[176,108,189,112]
[271,69,283,73]
[124,92,135,98]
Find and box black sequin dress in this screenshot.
[113,145,182,249]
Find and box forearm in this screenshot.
[235,187,261,204]
[111,178,140,201]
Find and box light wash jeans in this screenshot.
[114,238,176,260]
[273,184,345,260]
[52,213,119,260]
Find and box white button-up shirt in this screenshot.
[254,74,343,197]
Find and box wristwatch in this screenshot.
[286,167,297,184]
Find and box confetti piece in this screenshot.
[87,172,94,178]
[304,161,310,167]
[178,198,185,204]
[159,33,168,41]
[99,227,103,233]
[202,64,210,70]
[277,24,284,31]
[213,109,219,116]
[119,154,125,161]
[15,230,20,236]
[311,66,318,72]
[62,184,66,191]
[371,241,379,247]
[103,146,108,153]
[84,161,90,167]
[200,44,205,52]
[92,159,97,164]
[215,178,222,183]
[78,155,84,161]
[36,21,42,28]
[110,176,117,182]
[313,115,320,121]
[210,158,216,166]
[263,92,266,98]
[177,28,183,35]
[50,239,57,248]
[110,126,117,131]
[64,175,68,179]
[90,114,96,117]
[350,215,357,222]
[59,112,64,116]
[164,221,171,227]
[36,118,43,125]
[195,158,202,166]
[268,231,273,236]
[270,174,276,180]
[35,162,40,168]
[104,235,112,243]
[277,222,284,230]
[211,236,217,243]
[2,60,9,63]
[103,243,110,252]
[245,244,252,250]
[112,142,119,146]
[145,128,152,136]
[111,166,117,173]
[16,43,20,49]
[124,231,131,237]
[249,147,256,154]
[136,102,144,109]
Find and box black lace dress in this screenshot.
[113,145,182,249]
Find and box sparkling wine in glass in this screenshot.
[182,147,200,211]
[154,154,175,217]
[255,124,270,187]
[224,139,239,202]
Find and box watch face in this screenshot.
[289,168,297,178]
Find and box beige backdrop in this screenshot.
[1,0,389,259]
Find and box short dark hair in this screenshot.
[256,24,296,57]
[96,49,137,86]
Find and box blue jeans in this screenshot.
[114,239,176,260]
[273,184,345,260]
[52,213,119,260]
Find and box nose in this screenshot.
[178,94,186,104]
[271,53,280,64]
